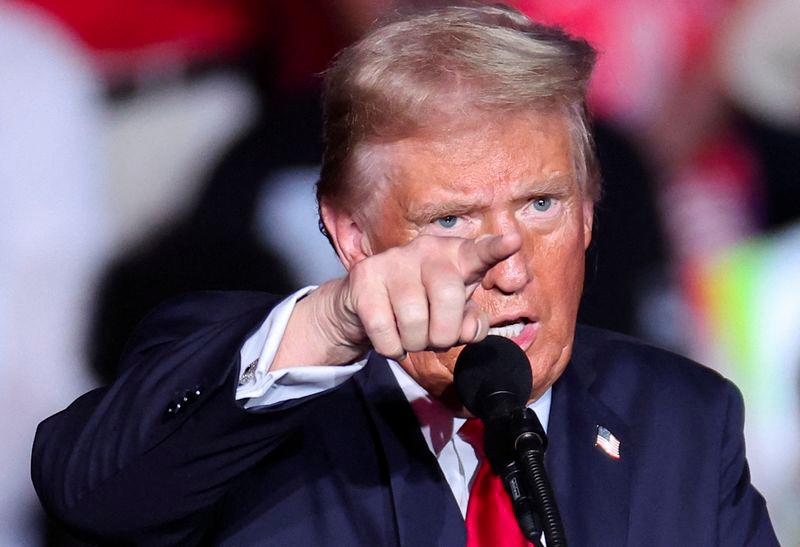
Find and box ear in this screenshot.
[320,200,373,271]
[582,199,594,250]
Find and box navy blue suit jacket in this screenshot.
[32,292,778,546]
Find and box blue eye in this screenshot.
[437,215,459,228]
[532,197,552,212]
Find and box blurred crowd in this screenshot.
[1,0,797,545]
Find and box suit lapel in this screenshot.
[354,353,466,547]
[546,331,632,546]
[352,329,633,546]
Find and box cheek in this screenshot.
[531,222,586,311]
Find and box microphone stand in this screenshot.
[483,418,542,544]
[453,334,565,546]
[509,408,567,547]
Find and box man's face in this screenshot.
[359,112,593,402]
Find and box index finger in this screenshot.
[458,232,522,282]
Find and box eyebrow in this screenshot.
[511,173,576,200]
[406,173,577,224]
[407,200,480,224]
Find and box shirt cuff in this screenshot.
[235,286,367,409]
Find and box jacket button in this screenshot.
[166,401,182,418]
[183,386,202,404]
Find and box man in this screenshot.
[33,5,778,546]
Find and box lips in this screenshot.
[487,318,537,351]
[487,321,525,338]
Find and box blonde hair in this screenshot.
[317,4,599,236]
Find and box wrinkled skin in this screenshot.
[275,111,593,404]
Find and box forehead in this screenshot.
[369,112,576,209]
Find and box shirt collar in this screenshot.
[387,358,552,456]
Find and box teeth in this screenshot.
[488,321,525,339]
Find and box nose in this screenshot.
[480,234,531,294]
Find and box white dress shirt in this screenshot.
[235,288,552,517]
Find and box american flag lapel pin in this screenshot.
[595,425,621,460]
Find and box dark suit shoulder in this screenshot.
[131,290,281,334]
[571,324,736,424]
[570,328,777,544]
[120,291,284,361]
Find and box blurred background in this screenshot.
[1,0,797,544]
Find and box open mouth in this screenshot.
[485,318,537,351]
[488,318,531,339]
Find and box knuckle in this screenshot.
[434,283,466,303]
[460,235,482,256]
[409,234,442,255]
[403,339,427,352]
[381,246,401,263]
[411,234,434,247]
[363,315,395,337]
[347,261,372,287]
[396,303,428,329]
[383,346,406,360]
[429,326,460,349]
[420,257,459,282]
[373,336,404,359]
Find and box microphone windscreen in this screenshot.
[454,335,532,418]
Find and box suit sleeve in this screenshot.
[31,292,330,546]
[717,381,780,546]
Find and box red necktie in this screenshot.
[459,418,531,547]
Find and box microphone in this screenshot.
[454,334,532,421]
[454,335,567,547]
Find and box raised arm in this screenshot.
[32,292,319,545]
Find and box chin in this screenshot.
[528,341,573,394]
